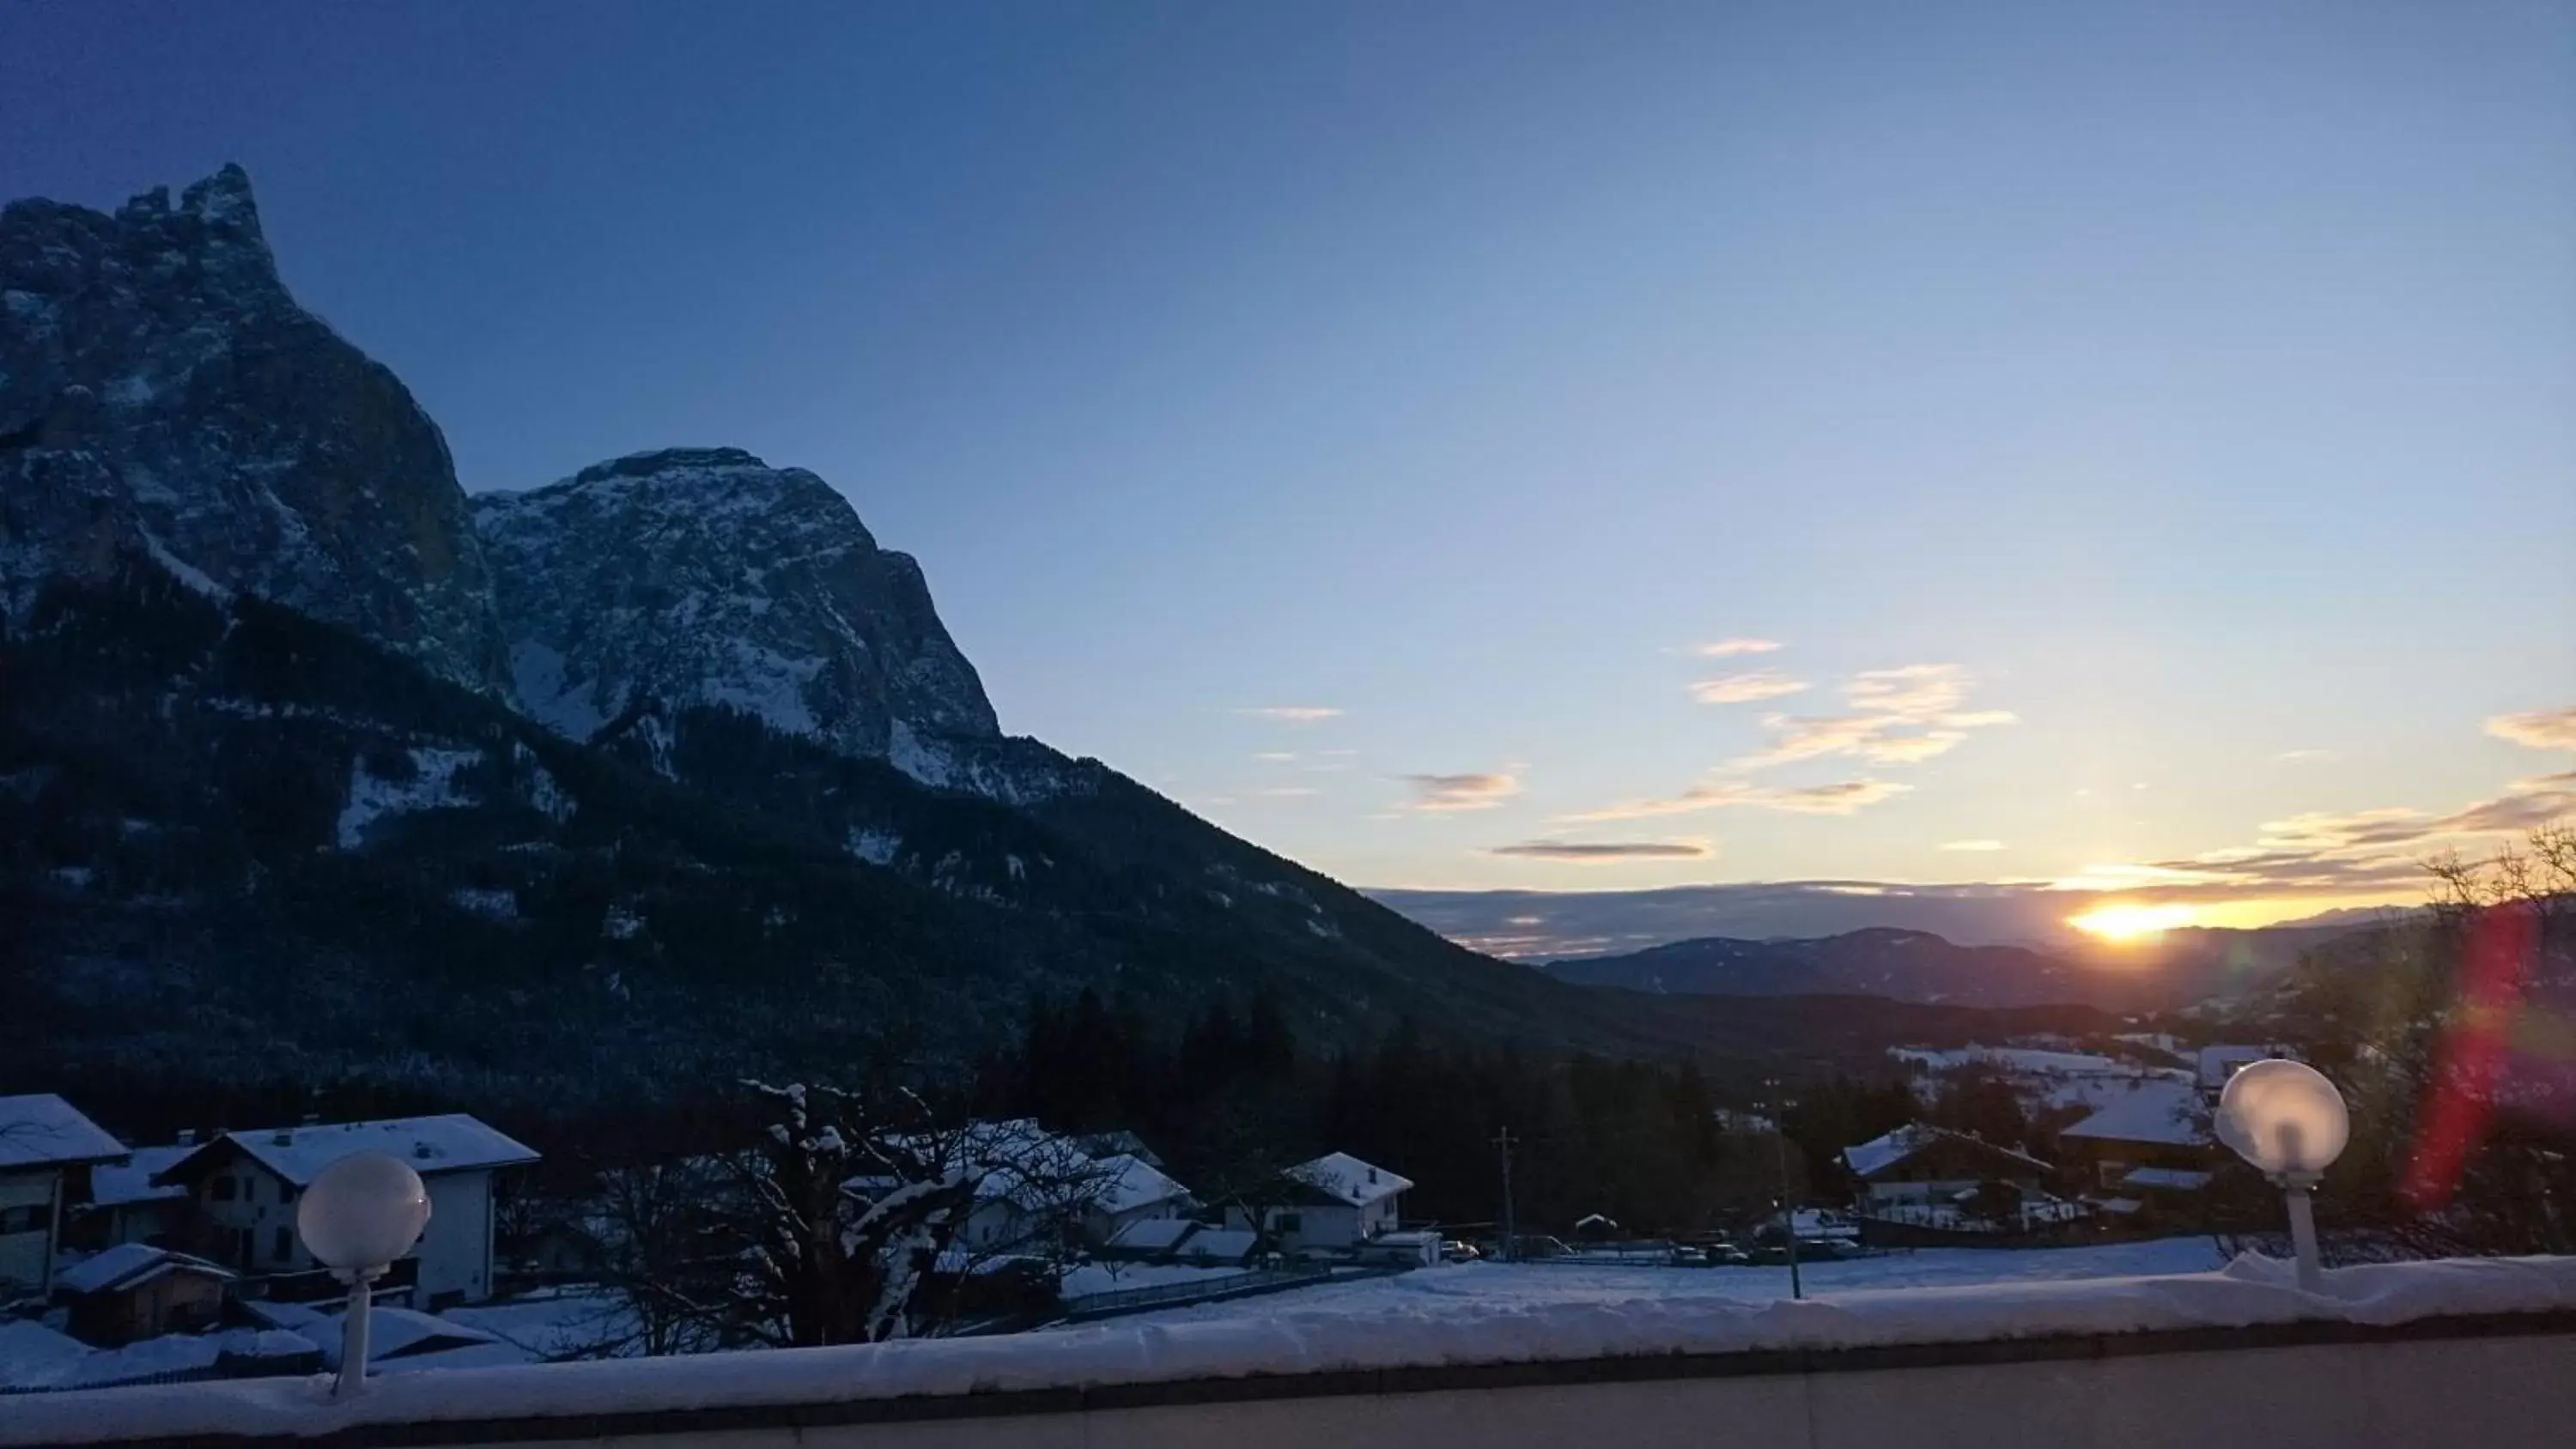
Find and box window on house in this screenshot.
[210,1177,237,1202]
[273,1226,294,1262]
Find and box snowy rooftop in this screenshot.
[301,1307,503,1370]
[7,1253,2573,1444]
[1172,1228,1260,1262]
[55,1244,233,1297]
[1091,1153,1191,1216]
[2122,1166,2215,1192]
[0,1319,89,1379]
[155,1114,539,1188]
[1843,1125,2049,1180]
[1291,1151,1412,1208]
[0,1094,127,1169]
[2058,1079,2208,1147]
[83,1144,193,1209]
[2199,1044,2292,1091]
[0,1325,314,1395]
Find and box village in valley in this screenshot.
[0,1032,2293,1391]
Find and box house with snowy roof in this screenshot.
[56,1243,234,1345]
[1223,1152,1413,1253]
[1080,1153,1194,1244]
[2056,1078,2214,1199]
[149,1114,539,1308]
[68,1139,197,1251]
[1841,1125,2051,1215]
[0,1094,129,1300]
[876,1121,1194,1256]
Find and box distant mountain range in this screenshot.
[1541,924,2372,1010]
[1373,881,2415,972]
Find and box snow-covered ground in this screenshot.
[1101,1238,2231,1327]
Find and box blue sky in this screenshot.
[7,2,2570,926]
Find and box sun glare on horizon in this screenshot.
[2069,902,2199,943]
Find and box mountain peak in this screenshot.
[474,449,996,761]
[568,446,771,487]
[0,167,505,690]
[179,161,260,226]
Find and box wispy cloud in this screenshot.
[1690,671,1810,705]
[2274,749,2330,764]
[1843,664,1975,718]
[1728,664,2015,770]
[1941,839,2008,852]
[2488,706,2576,753]
[1489,840,1712,862]
[1693,638,1783,658]
[1561,663,2005,826]
[1563,779,1911,822]
[1258,786,1318,799]
[1253,751,1299,763]
[1401,772,1523,812]
[1237,706,1344,723]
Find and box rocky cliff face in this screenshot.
[472,447,1000,763]
[0,165,506,690]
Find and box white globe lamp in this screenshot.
[2215,1059,2348,1292]
[297,1153,432,1398]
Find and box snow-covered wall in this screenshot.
[7,1255,2574,1447]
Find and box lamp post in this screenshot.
[2214,1059,2348,1294]
[295,1153,433,1399]
[1763,1079,1801,1301]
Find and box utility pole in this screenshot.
[1764,1079,1801,1300]
[1492,1127,1518,1263]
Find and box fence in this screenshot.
[0,1355,312,1397]
[1057,1265,1338,1321]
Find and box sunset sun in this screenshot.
[2069,902,2198,943]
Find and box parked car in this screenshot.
[1441,1239,1482,1264]
[1669,1245,1710,1266]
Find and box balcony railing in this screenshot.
[4,1255,2572,1449]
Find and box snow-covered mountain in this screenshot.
[473,448,999,767]
[1,167,1012,778]
[0,165,507,691]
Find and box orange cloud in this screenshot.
[2488,706,2576,752]
[1562,779,1911,822]
[1690,671,1810,705]
[1401,772,1523,812]
[1693,638,1783,658]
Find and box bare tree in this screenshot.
[2322,828,2576,1258]
[725,1081,983,1347]
[586,1156,738,1357]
